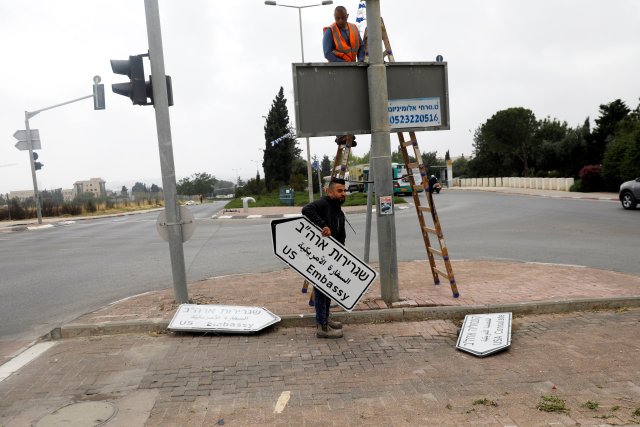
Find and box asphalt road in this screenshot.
[0,191,638,346]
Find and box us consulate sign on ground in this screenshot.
[292,62,450,137]
[271,217,378,311]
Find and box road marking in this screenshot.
[273,390,290,414]
[247,215,262,219]
[526,261,586,268]
[283,214,302,218]
[0,341,57,383]
[26,224,54,231]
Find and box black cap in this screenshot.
[330,177,346,185]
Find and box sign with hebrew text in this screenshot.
[271,216,378,311]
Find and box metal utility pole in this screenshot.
[144,0,189,303]
[366,0,399,302]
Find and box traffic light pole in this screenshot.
[24,113,42,224]
[144,0,189,304]
[22,78,104,225]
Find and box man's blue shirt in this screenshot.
[323,25,365,62]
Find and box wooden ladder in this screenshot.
[379,18,459,298]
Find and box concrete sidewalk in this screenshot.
[2,187,638,426]
[1,261,639,425]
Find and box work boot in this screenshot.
[335,135,357,147]
[316,324,343,339]
[328,320,343,329]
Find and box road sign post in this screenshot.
[271,217,378,311]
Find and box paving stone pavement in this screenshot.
[1,309,640,426]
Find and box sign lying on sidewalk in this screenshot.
[168,304,280,333]
[271,217,378,311]
[456,312,512,357]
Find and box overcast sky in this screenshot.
[1,0,639,195]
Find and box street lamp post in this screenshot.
[265,0,333,203]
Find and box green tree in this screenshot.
[131,182,148,193]
[320,155,332,177]
[262,87,300,191]
[589,99,631,164]
[602,103,640,188]
[150,184,162,193]
[452,155,469,178]
[120,186,129,197]
[177,172,217,196]
[421,150,443,168]
[470,107,539,177]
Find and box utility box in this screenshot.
[279,187,295,206]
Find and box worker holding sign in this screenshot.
[302,178,347,338]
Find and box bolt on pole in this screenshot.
[366,0,399,303]
[144,0,189,304]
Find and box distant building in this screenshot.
[73,178,106,198]
[62,189,75,201]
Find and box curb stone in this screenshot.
[52,295,640,339]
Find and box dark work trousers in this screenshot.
[314,290,332,327]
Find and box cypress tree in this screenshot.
[262,87,300,191]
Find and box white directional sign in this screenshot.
[168,304,280,333]
[456,312,512,357]
[271,217,378,311]
[13,129,41,151]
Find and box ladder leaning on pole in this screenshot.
[378,18,459,298]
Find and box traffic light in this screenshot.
[111,55,148,105]
[110,54,173,106]
[33,152,43,171]
[93,83,105,110]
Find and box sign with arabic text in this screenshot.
[456,312,512,357]
[168,304,280,333]
[271,216,377,311]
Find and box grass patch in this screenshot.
[611,405,620,412]
[224,191,407,209]
[633,406,640,417]
[472,398,497,407]
[582,400,599,410]
[536,395,568,413]
[445,403,452,410]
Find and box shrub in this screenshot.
[61,202,82,216]
[578,165,604,192]
[83,199,97,213]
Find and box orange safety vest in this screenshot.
[324,22,360,62]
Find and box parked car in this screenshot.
[619,177,640,210]
[184,200,195,206]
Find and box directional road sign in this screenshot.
[168,304,281,333]
[456,312,512,357]
[271,216,377,311]
[13,129,41,151]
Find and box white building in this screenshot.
[73,178,106,198]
